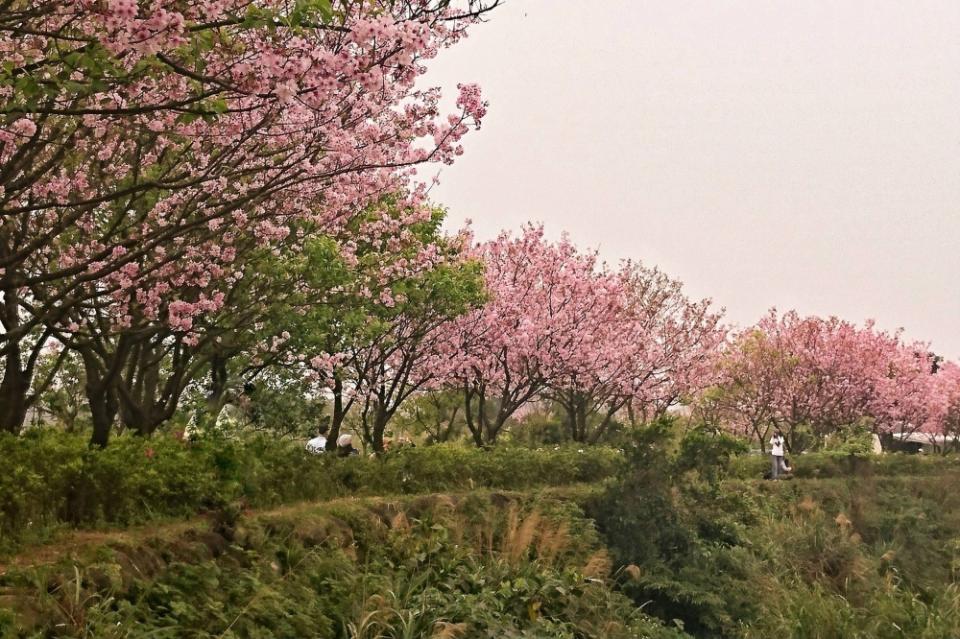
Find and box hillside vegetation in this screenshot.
[0,428,958,638]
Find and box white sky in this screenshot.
[422,0,960,357]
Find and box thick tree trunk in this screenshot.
[80,347,122,448]
[208,356,229,404]
[560,391,594,443]
[486,414,508,446]
[0,352,30,434]
[120,402,168,437]
[575,400,588,442]
[562,401,578,442]
[117,343,187,437]
[464,392,479,447]
[87,382,118,448]
[464,385,516,447]
[463,386,485,448]
[0,286,35,434]
[370,408,389,453]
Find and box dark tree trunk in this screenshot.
[208,356,229,404]
[0,286,39,434]
[117,339,194,437]
[464,385,485,448]
[368,406,389,453]
[327,376,350,451]
[87,380,118,448]
[80,344,126,448]
[561,397,578,442]
[574,399,589,442]
[464,384,531,447]
[559,391,600,443]
[0,351,30,434]
[486,414,509,446]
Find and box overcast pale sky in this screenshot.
[423,0,960,357]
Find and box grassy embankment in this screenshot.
[1,432,959,638]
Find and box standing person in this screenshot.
[770,429,786,479]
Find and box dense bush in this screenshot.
[591,420,960,638]
[0,491,682,638]
[364,443,623,494]
[7,422,960,638]
[587,420,758,636]
[735,470,960,638]
[0,432,622,554]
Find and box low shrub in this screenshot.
[587,420,759,637]
[729,450,960,480]
[363,443,623,494]
[0,431,623,554]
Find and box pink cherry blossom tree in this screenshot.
[316,215,485,452]
[438,225,622,446]
[545,261,724,443]
[0,0,496,434]
[868,349,960,450]
[929,362,960,452]
[706,309,906,452]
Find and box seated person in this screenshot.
[336,433,359,457]
[306,423,329,454]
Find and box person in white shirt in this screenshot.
[770,429,786,479]
[306,424,329,454]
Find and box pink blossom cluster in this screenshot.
[427,225,723,441]
[708,309,960,448]
[0,0,489,348]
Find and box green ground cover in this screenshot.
[1,428,959,638]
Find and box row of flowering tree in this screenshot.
[5,3,957,452]
[431,225,725,447]
[699,309,960,452]
[0,0,497,444]
[24,216,722,451]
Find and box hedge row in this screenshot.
[0,432,623,553]
[729,449,960,480]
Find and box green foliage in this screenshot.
[5,422,960,638]
[0,493,682,638]
[821,420,876,459]
[0,433,622,555]
[587,419,758,636]
[239,375,326,437]
[505,408,572,446]
[391,390,466,443]
[735,473,960,638]
[593,419,960,638]
[32,349,89,431]
[728,450,960,480]
[674,425,750,487]
[363,443,624,494]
